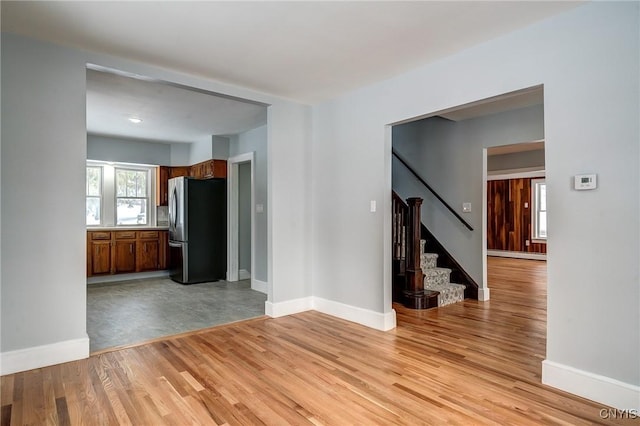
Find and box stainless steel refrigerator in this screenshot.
[168,176,226,284]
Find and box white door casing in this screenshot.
[227,152,256,287]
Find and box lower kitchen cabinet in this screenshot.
[87,231,112,275]
[138,231,160,271]
[87,230,169,277]
[114,240,136,273]
[88,240,112,276]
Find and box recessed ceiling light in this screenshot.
[128,117,142,124]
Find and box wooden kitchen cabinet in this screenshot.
[165,160,227,183]
[169,166,191,179]
[114,231,137,273]
[156,166,170,206]
[159,230,169,270]
[87,232,112,275]
[87,229,169,277]
[137,230,160,271]
[190,159,227,179]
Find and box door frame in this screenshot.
[227,152,256,287]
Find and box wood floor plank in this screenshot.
[1,257,636,425]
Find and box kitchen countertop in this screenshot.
[87,226,169,231]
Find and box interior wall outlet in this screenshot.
[370,200,377,213]
[462,202,472,213]
[256,204,264,213]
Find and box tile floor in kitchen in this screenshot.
[87,277,267,353]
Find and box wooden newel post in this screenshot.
[403,197,426,309]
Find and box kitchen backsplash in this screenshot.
[157,206,168,226]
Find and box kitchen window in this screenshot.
[86,161,156,226]
[532,178,547,240]
[86,166,102,225]
[115,168,149,225]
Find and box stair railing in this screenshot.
[392,192,407,279]
[392,193,438,309]
[404,197,427,308]
[392,149,474,231]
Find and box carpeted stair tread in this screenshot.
[423,267,451,287]
[419,239,465,308]
[420,253,438,270]
[423,282,466,307]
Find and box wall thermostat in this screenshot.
[574,174,597,190]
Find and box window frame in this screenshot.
[86,165,103,226]
[114,167,151,226]
[86,161,156,227]
[531,178,547,242]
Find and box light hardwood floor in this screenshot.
[1,257,633,425]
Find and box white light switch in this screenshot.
[256,204,264,213]
[370,200,377,212]
[462,202,472,213]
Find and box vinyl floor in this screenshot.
[87,277,267,353]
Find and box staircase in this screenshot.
[420,240,466,307]
[392,192,477,309]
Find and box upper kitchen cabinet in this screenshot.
[156,161,228,206]
[191,159,227,179]
[156,166,170,206]
[169,166,192,179]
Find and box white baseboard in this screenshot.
[265,296,397,332]
[265,297,313,317]
[478,287,491,301]
[542,360,640,410]
[87,270,169,284]
[239,269,251,280]
[0,336,90,375]
[252,279,267,294]
[488,250,546,261]
[313,297,396,331]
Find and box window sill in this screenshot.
[532,239,547,244]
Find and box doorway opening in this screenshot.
[391,85,547,312]
[85,65,268,353]
[227,152,257,290]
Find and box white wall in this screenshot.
[212,135,230,160]
[488,149,545,172]
[170,143,190,166]
[312,2,638,408]
[392,105,544,284]
[188,137,213,165]
[0,32,4,355]
[0,34,311,374]
[87,134,172,165]
[230,125,268,283]
[1,35,89,366]
[268,105,312,305]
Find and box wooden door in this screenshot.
[90,241,112,275]
[138,240,159,271]
[156,166,170,206]
[114,240,136,273]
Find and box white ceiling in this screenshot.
[3,1,581,104]
[86,68,267,143]
[2,2,578,144]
